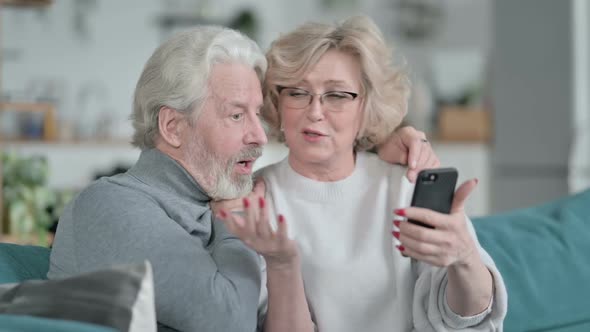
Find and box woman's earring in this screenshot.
[280,123,284,132]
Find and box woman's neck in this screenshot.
[288,151,356,182]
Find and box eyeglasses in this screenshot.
[277,86,359,112]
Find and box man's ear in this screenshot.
[158,106,185,148]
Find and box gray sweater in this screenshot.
[48,149,262,332]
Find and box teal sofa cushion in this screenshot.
[0,262,157,332]
[0,243,50,283]
[0,242,122,331]
[473,189,590,332]
[0,314,116,332]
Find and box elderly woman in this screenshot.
[219,16,507,332]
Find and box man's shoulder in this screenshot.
[80,173,145,197]
[72,174,158,217]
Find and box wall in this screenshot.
[1,1,162,140]
[490,0,573,212]
[1,0,493,217]
[2,0,491,141]
[1,0,368,141]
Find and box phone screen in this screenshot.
[409,168,458,228]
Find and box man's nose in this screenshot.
[245,115,268,146]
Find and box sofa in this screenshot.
[1,189,589,331]
[0,244,156,332]
[472,188,590,331]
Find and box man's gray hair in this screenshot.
[131,26,267,150]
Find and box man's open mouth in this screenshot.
[237,159,254,167]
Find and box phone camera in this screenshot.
[423,173,437,182]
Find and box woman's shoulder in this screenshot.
[357,151,408,180]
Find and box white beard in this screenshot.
[185,135,262,200]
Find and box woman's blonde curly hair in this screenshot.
[262,15,410,151]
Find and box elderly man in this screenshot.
[49,26,438,332]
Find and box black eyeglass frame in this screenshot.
[276,86,359,109]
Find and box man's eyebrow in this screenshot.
[228,101,248,109]
[227,101,263,112]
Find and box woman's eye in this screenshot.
[325,92,348,100]
[290,92,307,98]
[231,113,244,121]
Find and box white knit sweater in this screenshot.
[257,152,507,331]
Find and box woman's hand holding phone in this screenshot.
[393,177,481,268]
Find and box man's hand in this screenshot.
[377,126,440,182]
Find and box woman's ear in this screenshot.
[158,106,185,148]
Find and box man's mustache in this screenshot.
[231,147,263,164]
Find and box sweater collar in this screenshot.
[278,152,368,202]
[129,148,211,205]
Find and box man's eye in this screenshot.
[231,113,244,121]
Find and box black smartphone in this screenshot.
[409,168,458,228]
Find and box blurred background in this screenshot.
[0,0,589,244]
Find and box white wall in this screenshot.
[2,0,491,140]
[1,1,162,139]
[1,0,493,216]
[0,0,368,141]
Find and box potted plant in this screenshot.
[1,152,56,246]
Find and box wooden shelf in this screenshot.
[1,139,131,146]
[0,102,58,141]
[1,0,52,7]
[0,102,54,111]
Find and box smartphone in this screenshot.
[409,168,458,228]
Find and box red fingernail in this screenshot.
[396,245,405,252]
[392,231,400,239]
[219,210,227,219]
[243,197,250,208]
[394,209,405,216]
[393,220,401,227]
[278,214,285,223]
[259,197,265,208]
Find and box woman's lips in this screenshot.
[302,128,327,142]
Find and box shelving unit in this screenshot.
[0,102,58,141]
[0,0,54,236]
[0,0,51,5]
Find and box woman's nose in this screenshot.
[306,97,325,122]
